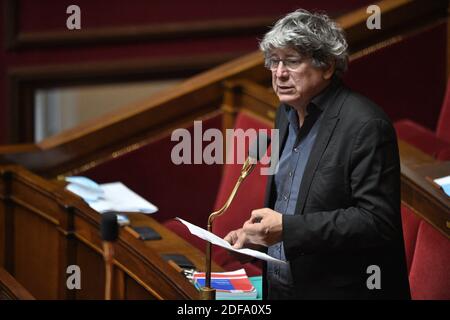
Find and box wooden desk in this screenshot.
[0,164,222,300]
[0,267,34,300]
[399,141,450,238]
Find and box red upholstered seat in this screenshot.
[394,119,450,159]
[408,220,450,300]
[164,112,272,276]
[395,80,450,160]
[400,205,422,273]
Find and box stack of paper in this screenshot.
[193,269,257,300]
[65,176,158,214]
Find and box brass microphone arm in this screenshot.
[199,157,256,300]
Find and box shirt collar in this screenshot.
[284,75,341,128]
[310,75,341,112]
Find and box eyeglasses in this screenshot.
[265,57,303,71]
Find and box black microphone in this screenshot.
[101,213,118,300]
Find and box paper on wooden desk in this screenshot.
[175,217,286,265]
[434,175,450,196]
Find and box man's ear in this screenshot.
[323,60,336,80]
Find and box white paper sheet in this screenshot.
[175,217,286,265]
[434,175,450,186]
[66,177,158,214]
[89,182,158,214]
[434,175,450,197]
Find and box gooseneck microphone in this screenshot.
[101,212,119,300]
[199,132,271,300]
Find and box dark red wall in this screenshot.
[344,23,448,131]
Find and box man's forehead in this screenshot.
[268,47,301,57]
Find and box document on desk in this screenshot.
[175,218,286,265]
[88,182,158,213]
[65,177,158,214]
[434,175,450,197]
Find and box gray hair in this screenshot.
[259,9,348,76]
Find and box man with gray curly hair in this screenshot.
[260,9,349,77]
[225,9,410,299]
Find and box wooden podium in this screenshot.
[0,164,223,299]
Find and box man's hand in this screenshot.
[243,208,283,247]
[224,228,247,249]
[223,228,262,264]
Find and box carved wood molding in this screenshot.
[4,0,275,50]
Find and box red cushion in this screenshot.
[400,205,421,273]
[394,119,450,158]
[436,80,450,143]
[409,221,450,300]
[212,112,271,238]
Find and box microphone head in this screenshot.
[248,132,271,161]
[101,213,119,241]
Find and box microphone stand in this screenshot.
[199,157,256,300]
[103,242,114,300]
[101,213,118,301]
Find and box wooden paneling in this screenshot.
[73,240,105,300]
[0,164,219,299]
[13,206,59,299]
[125,275,156,300]
[0,267,34,300]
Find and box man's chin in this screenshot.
[277,95,299,106]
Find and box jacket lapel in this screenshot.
[264,105,289,207]
[295,86,349,215]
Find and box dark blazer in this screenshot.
[263,79,411,299]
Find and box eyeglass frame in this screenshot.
[264,56,305,71]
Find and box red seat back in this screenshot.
[211,112,272,275]
[409,220,450,300]
[401,205,422,273]
[212,112,271,238]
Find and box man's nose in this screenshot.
[275,61,289,77]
